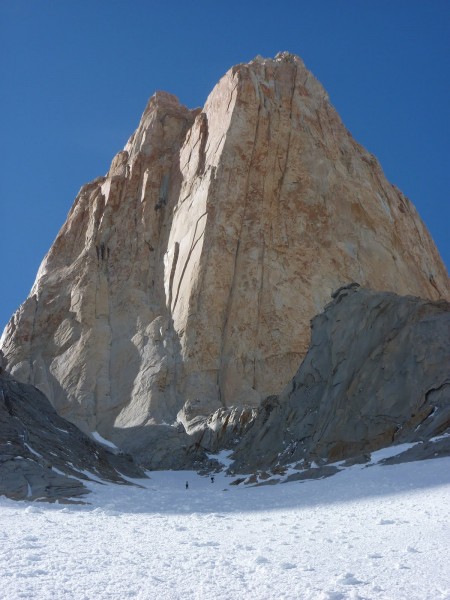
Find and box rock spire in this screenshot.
[1,53,448,451]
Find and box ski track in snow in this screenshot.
[0,456,449,600]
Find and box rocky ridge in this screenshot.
[1,53,449,460]
[229,285,450,477]
[0,353,145,502]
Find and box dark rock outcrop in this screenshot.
[0,367,146,502]
[230,286,450,473]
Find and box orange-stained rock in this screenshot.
[1,53,448,444]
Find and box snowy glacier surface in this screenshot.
[0,454,449,600]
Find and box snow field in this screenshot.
[0,456,449,600]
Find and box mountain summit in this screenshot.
[1,53,448,458]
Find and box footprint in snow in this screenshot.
[406,546,420,553]
[336,572,363,585]
[192,541,220,547]
[255,556,270,565]
[26,554,42,563]
[379,519,395,525]
[280,561,297,570]
[28,569,48,576]
[321,593,345,600]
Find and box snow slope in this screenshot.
[0,454,449,600]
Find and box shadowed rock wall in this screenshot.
[0,360,145,501]
[231,285,450,473]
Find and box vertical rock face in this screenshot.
[1,53,449,446]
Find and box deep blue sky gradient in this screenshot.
[1,0,449,332]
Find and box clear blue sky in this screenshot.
[1,0,449,332]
